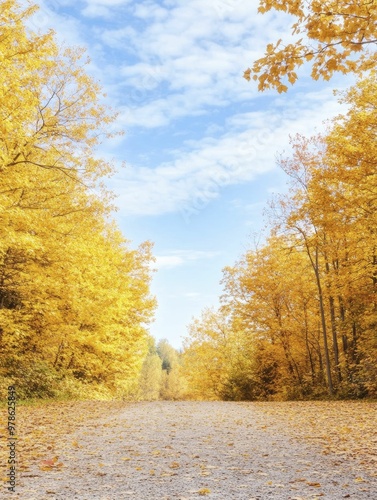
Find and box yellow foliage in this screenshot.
[0,0,156,399]
[183,74,377,400]
[248,0,377,90]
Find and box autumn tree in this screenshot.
[184,75,377,400]
[221,235,326,399]
[323,74,377,396]
[136,338,187,400]
[182,308,232,400]
[182,308,270,400]
[138,337,164,400]
[0,0,156,399]
[156,339,186,400]
[245,0,377,91]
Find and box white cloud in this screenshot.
[184,292,201,299]
[154,255,185,269]
[30,0,306,129]
[111,86,349,217]
[86,0,130,4]
[29,0,356,222]
[93,0,294,126]
[24,1,85,46]
[81,0,132,18]
[154,250,221,270]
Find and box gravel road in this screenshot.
[8,401,377,499]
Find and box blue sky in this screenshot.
[29,0,355,349]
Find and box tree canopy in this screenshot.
[245,0,377,92]
[0,0,156,399]
[183,74,377,400]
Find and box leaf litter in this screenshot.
[0,400,376,499]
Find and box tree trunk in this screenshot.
[312,246,334,395]
[329,295,341,383]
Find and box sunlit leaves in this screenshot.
[0,0,156,398]
[184,74,377,399]
[248,0,377,91]
[137,338,187,401]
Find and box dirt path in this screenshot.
[3,401,377,499]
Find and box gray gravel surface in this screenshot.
[8,401,377,499]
